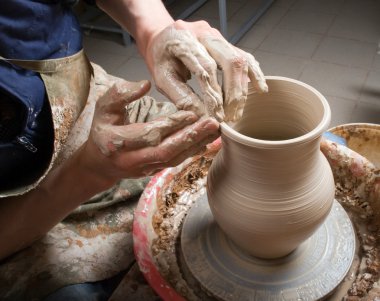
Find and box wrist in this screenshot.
[96,0,174,61]
[134,7,174,60]
[76,143,119,192]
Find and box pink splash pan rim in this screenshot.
[132,139,221,300]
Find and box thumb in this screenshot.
[96,80,151,125]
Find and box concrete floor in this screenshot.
[82,0,380,128]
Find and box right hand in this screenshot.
[144,20,268,122]
[81,79,219,183]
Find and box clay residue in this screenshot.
[151,149,217,300]
[336,182,380,301]
[152,150,216,243]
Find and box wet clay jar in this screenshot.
[207,76,335,259]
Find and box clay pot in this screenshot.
[207,76,335,259]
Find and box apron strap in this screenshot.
[0,49,89,74]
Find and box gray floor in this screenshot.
[82,0,380,128]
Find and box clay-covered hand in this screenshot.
[82,80,219,181]
[144,20,268,122]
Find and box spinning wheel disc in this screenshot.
[180,193,356,301]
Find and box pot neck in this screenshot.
[220,132,322,162]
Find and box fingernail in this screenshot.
[236,107,244,120]
[203,119,220,131]
[173,111,196,123]
[223,110,233,122]
[137,80,150,89]
[185,111,198,121]
[215,110,225,122]
[258,80,268,93]
[129,80,151,96]
[186,115,198,122]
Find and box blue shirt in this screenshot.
[0,0,83,191]
[0,0,82,60]
[0,0,83,107]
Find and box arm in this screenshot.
[95,0,268,122]
[0,147,115,260]
[95,0,173,60]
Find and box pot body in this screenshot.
[207,77,335,259]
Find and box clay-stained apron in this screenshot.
[0,50,92,196]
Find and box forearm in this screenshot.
[0,146,115,260]
[95,0,174,59]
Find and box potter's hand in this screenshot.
[145,20,268,122]
[84,80,219,180]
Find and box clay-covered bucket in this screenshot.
[329,123,380,168]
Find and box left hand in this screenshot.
[83,79,219,181]
[144,20,268,122]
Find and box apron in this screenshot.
[0,49,93,197]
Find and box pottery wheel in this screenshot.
[180,193,356,301]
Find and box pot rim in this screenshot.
[221,76,331,148]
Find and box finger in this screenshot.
[245,52,268,93]
[154,65,206,117]
[200,36,249,122]
[224,56,249,121]
[112,110,200,151]
[160,131,219,167]
[141,133,219,176]
[130,117,219,167]
[166,32,224,121]
[229,53,249,121]
[96,80,151,125]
